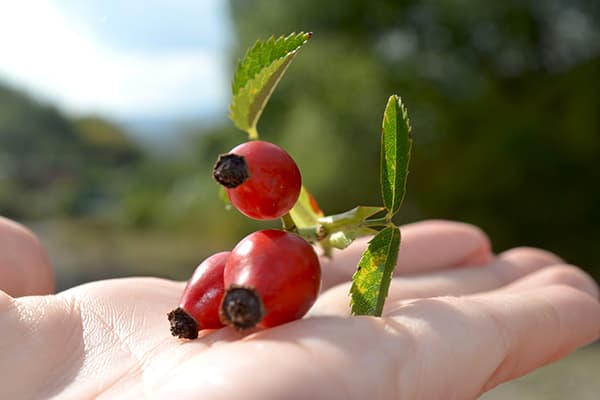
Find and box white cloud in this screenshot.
[0,0,230,119]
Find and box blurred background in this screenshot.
[1,0,598,397]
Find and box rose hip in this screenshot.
[220,229,321,329]
[168,251,229,339]
[213,141,301,220]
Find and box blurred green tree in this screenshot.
[0,82,143,219]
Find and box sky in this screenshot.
[0,0,233,129]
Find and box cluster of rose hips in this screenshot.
[168,141,322,339]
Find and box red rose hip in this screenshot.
[213,141,301,220]
[220,229,321,329]
[168,251,230,339]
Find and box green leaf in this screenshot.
[232,32,311,96]
[350,226,400,316]
[229,32,312,139]
[289,186,323,229]
[381,95,412,216]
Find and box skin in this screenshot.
[0,218,599,399]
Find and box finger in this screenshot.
[321,219,492,289]
[494,264,599,299]
[313,246,562,316]
[0,217,54,296]
[385,285,600,398]
[0,290,82,399]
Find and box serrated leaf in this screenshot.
[381,95,412,216]
[229,32,312,138]
[350,226,400,316]
[289,186,323,229]
[232,32,311,96]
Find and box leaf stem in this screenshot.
[281,213,297,231]
[363,217,392,228]
[281,213,324,243]
[247,126,259,140]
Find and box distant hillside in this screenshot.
[0,81,144,218]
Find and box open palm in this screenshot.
[1,218,599,400]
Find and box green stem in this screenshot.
[247,126,259,140]
[297,227,323,243]
[363,217,391,227]
[285,209,394,245]
[281,213,297,231]
[281,214,323,243]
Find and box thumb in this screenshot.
[0,216,54,296]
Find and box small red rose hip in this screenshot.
[220,229,321,329]
[213,141,301,220]
[168,251,229,339]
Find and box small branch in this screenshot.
[281,213,297,232]
[297,227,325,243]
[363,217,391,228]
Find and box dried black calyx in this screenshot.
[213,153,250,189]
[168,307,199,339]
[220,286,265,330]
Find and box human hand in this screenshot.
[1,217,599,399]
